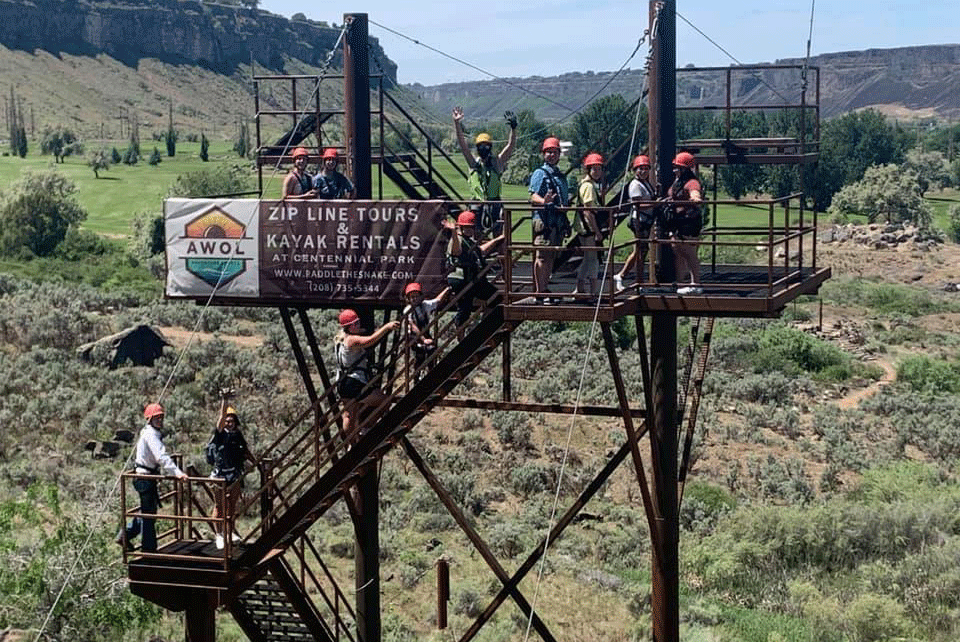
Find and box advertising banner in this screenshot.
[165,199,449,305]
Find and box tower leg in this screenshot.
[184,588,217,642]
[354,467,381,642]
[649,313,679,642]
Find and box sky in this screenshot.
[259,1,958,86]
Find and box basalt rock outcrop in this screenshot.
[0,0,396,79]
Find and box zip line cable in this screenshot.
[676,11,796,106]
[368,17,652,146]
[801,0,817,94]
[521,14,655,640]
[33,24,352,642]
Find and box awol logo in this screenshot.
[181,206,255,287]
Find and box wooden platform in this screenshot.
[502,263,831,321]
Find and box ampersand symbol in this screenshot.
[337,222,348,235]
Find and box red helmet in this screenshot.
[291,147,309,159]
[632,155,651,169]
[673,151,696,169]
[404,282,422,296]
[322,148,339,160]
[144,403,165,420]
[542,137,561,152]
[583,152,604,168]
[457,211,476,226]
[338,309,359,327]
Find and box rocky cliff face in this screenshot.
[0,0,396,79]
[412,44,960,122]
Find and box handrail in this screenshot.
[380,89,468,183]
[380,116,465,202]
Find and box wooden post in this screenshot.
[437,557,449,629]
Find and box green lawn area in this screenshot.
[0,139,244,235]
[2,141,956,241]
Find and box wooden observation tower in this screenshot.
[124,6,829,641]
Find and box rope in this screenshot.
[520,11,657,640]
[32,23,352,642]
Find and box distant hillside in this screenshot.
[408,44,960,123]
[0,0,397,140]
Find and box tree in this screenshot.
[7,85,27,158]
[807,109,906,211]
[149,147,162,166]
[234,120,250,158]
[40,126,83,163]
[87,150,109,178]
[200,132,209,162]
[902,149,952,195]
[0,170,86,257]
[111,147,122,164]
[827,163,931,228]
[166,100,177,157]
[567,94,645,176]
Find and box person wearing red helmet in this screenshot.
[666,151,704,295]
[443,211,503,329]
[528,136,571,300]
[402,281,450,369]
[614,154,657,291]
[335,309,401,436]
[205,389,256,549]
[282,147,317,200]
[116,402,187,553]
[312,148,355,199]
[574,153,606,296]
[452,106,517,238]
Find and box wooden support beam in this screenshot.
[438,397,646,418]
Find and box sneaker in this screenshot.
[677,285,703,295]
[215,534,225,550]
[231,533,242,543]
[613,275,624,291]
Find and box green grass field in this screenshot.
[1,142,957,241]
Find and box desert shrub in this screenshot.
[493,410,531,450]
[680,482,736,534]
[53,227,110,260]
[846,593,911,642]
[746,455,814,504]
[822,278,957,316]
[896,354,960,393]
[452,587,483,618]
[487,520,528,558]
[861,388,960,464]
[509,462,554,498]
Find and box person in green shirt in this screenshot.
[453,107,517,237]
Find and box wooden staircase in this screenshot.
[125,284,513,641]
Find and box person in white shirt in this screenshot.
[117,403,187,553]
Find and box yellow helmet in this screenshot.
[225,406,238,417]
[475,133,492,145]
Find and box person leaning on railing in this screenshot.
[335,310,401,437]
[116,403,187,553]
[205,390,256,550]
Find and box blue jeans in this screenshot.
[121,478,159,552]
